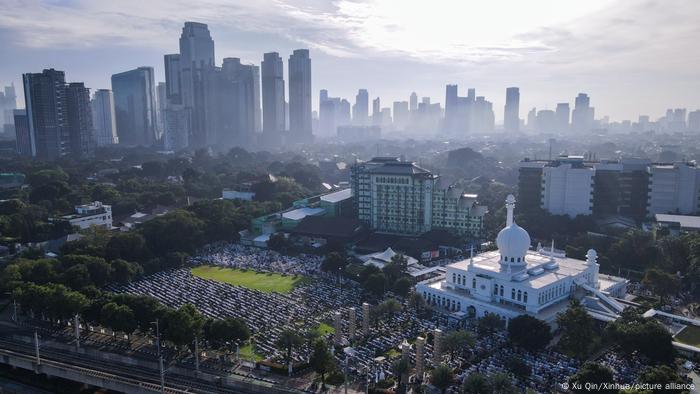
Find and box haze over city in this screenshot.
[1,0,699,121]
[2,2,700,393]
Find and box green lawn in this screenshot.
[239,343,264,361]
[191,266,311,294]
[316,322,335,336]
[675,325,700,347]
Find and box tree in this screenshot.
[110,259,143,284]
[507,315,552,352]
[373,298,402,328]
[642,268,680,301]
[605,311,675,363]
[275,328,304,366]
[393,277,412,298]
[442,330,474,362]
[504,356,531,379]
[383,254,407,284]
[112,294,165,333]
[162,304,205,349]
[461,373,491,394]
[637,365,685,393]
[364,273,387,297]
[61,264,91,290]
[105,232,149,262]
[100,302,137,338]
[489,373,517,394]
[267,233,289,253]
[205,317,250,350]
[140,210,205,256]
[570,363,615,394]
[391,358,410,394]
[557,300,597,358]
[430,364,454,394]
[321,252,348,283]
[310,339,335,390]
[477,314,505,335]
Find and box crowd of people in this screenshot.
[114,241,664,392]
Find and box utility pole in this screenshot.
[153,320,164,393]
[34,330,40,365]
[194,336,200,374]
[74,314,80,350]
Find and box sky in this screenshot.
[1,0,699,122]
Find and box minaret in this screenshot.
[505,194,516,227]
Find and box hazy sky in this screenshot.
[1,0,699,122]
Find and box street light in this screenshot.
[151,320,165,393]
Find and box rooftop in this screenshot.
[281,207,325,221]
[655,214,700,230]
[320,188,352,203]
[448,249,593,289]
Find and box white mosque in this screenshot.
[416,195,629,326]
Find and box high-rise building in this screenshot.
[443,84,473,135]
[689,110,700,132]
[572,93,594,132]
[216,57,259,148]
[156,82,166,134]
[22,69,67,159]
[179,22,215,148]
[535,110,557,133]
[555,103,570,132]
[22,69,94,159]
[91,89,118,146]
[111,67,158,146]
[13,109,31,157]
[372,97,380,125]
[472,96,495,132]
[392,101,409,130]
[261,52,285,145]
[409,92,418,112]
[352,89,369,125]
[504,87,520,132]
[163,53,190,151]
[65,82,94,158]
[648,162,700,215]
[288,49,312,142]
[0,84,17,129]
[351,157,487,237]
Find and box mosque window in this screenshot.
[452,273,456,283]
[524,292,528,303]
[494,284,498,295]
[511,288,515,299]
[510,257,515,263]
[517,290,522,301]
[472,278,476,289]
[500,285,504,296]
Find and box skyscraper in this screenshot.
[22,69,67,159]
[156,82,166,134]
[163,53,190,151]
[111,67,158,146]
[13,109,31,157]
[0,84,16,130]
[409,92,418,112]
[392,101,409,130]
[504,87,520,132]
[555,103,570,132]
[261,52,285,145]
[179,22,215,148]
[352,89,369,125]
[288,49,312,142]
[443,84,472,135]
[372,97,380,125]
[689,110,700,132]
[22,69,94,159]
[91,89,118,146]
[65,82,94,158]
[216,57,259,148]
[572,93,594,132]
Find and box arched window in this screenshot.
[452,273,456,283]
[511,288,515,299]
[500,285,504,296]
[472,278,476,289]
[517,290,522,301]
[524,292,528,303]
[517,257,521,262]
[494,284,498,295]
[510,257,515,263]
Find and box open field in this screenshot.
[674,325,700,347]
[191,266,311,294]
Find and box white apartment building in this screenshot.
[540,156,594,217]
[647,162,700,215]
[60,201,113,230]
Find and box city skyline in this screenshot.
[1,0,699,122]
